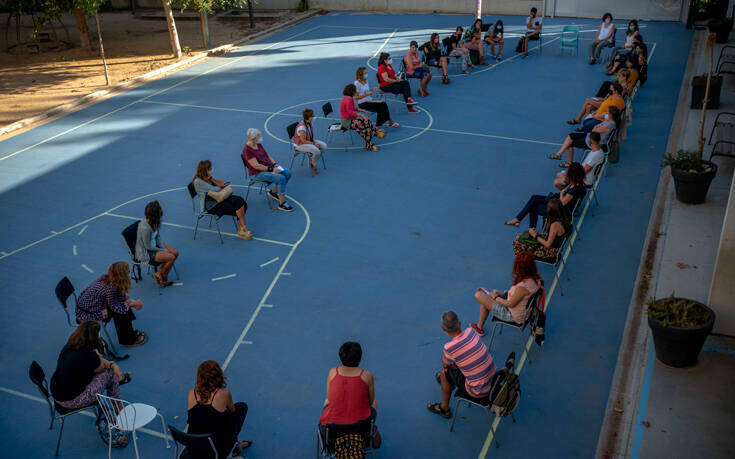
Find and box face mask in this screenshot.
[629,25,634,31]
[387,58,393,65]
[604,114,610,121]
[497,25,502,30]
[605,18,611,24]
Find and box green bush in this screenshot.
[646,294,710,328]
[661,150,706,172]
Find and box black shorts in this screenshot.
[569,132,588,149]
[206,195,247,216]
[445,367,488,403]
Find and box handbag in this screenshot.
[208,185,233,203]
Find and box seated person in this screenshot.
[354,66,399,129]
[605,19,639,71]
[512,199,570,262]
[404,40,432,97]
[550,106,619,167]
[462,19,488,65]
[188,360,251,458]
[427,311,496,418]
[51,321,131,411]
[135,200,179,287]
[554,133,605,190]
[422,33,450,84]
[610,34,646,74]
[588,13,615,65]
[444,26,472,73]
[568,82,625,130]
[622,57,640,92]
[319,342,377,430]
[294,108,327,174]
[471,251,542,335]
[76,261,146,347]
[242,129,294,212]
[193,160,254,235]
[377,52,418,113]
[520,7,542,57]
[341,84,383,151]
[505,162,587,228]
[484,19,505,61]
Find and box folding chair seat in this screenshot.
[96,394,169,459]
[487,282,544,363]
[169,425,236,459]
[186,182,237,244]
[321,102,353,151]
[29,360,99,456]
[287,121,327,176]
[316,417,374,459]
[121,221,178,295]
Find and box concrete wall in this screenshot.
[548,0,683,21]
[708,171,735,336]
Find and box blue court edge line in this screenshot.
[630,342,655,459]
[702,345,735,355]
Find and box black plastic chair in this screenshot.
[169,424,235,459]
[240,155,273,206]
[30,361,98,457]
[487,281,544,363]
[321,102,353,151]
[287,121,327,176]
[317,416,374,459]
[187,182,240,243]
[121,221,178,295]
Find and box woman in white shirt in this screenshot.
[589,13,616,64]
[353,66,400,129]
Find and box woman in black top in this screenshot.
[187,360,251,458]
[422,33,450,83]
[504,162,587,229]
[50,321,131,410]
[512,198,571,261]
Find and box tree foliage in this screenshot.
[178,0,253,14]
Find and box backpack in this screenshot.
[490,367,521,417]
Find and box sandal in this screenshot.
[119,373,133,385]
[126,331,147,347]
[559,162,571,168]
[231,440,253,456]
[153,272,166,287]
[567,119,580,125]
[503,219,520,227]
[548,154,562,160]
[389,121,401,128]
[427,402,451,419]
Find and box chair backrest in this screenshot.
[169,425,218,459]
[96,394,134,431]
[186,181,197,200]
[55,277,76,327]
[286,121,299,142]
[561,25,579,39]
[322,102,333,118]
[324,417,373,453]
[121,221,140,258]
[29,361,51,400]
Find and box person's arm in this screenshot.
[559,187,575,206]
[583,163,593,175]
[138,223,157,252]
[247,156,269,172]
[365,370,375,407]
[211,177,228,188]
[494,285,530,309]
[526,17,532,29]
[592,123,611,133]
[533,222,561,248]
[404,54,415,72]
[593,24,602,42]
[536,20,542,32]
[95,354,123,379]
[442,352,457,369]
[194,178,220,194]
[224,389,235,413]
[323,367,336,406]
[297,128,313,145]
[603,25,615,42]
[105,285,130,315]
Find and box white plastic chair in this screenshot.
[96,394,169,459]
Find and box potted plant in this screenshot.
[646,294,715,368]
[708,16,734,43]
[668,33,718,204]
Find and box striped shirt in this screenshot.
[443,328,496,397]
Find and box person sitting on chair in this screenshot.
[354,66,400,129]
[319,342,377,431]
[462,19,489,65]
[422,33,450,84]
[520,7,542,58]
[588,13,615,65]
[550,107,619,167]
[188,360,251,458]
[512,199,570,262]
[75,261,146,347]
[504,162,587,229]
[404,41,432,97]
[341,84,383,151]
[444,26,472,73]
[135,200,178,287]
[294,108,327,175]
[51,321,132,411]
[554,133,605,189]
[377,52,418,113]
[567,82,625,129]
[471,251,542,335]
[605,19,639,72]
[427,311,496,419]
[192,160,254,237]
[243,128,294,212]
[484,19,505,61]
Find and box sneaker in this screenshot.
[277,202,293,212]
[406,98,417,105]
[267,190,279,201]
[470,322,485,337]
[407,107,419,113]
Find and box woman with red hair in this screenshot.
[470,252,541,336]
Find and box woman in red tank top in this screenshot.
[319,342,377,426]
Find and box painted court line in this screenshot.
[0,386,172,441]
[77,225,88,235]
[81,264,93,273]
[260,257,280,267]
[262,304,273,308]
[212,273,237,282]
[371,28,397,58]
[172,282,184,286]
[72,245,77,256]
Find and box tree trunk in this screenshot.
[94,13,110,85]
[248,0,254,29]
[199,10,210,49]
[74,8,91,51]
[161,0,182,58]
[475,0,482,18]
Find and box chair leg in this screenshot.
[157,413,170,449]
[102,324,120,355]
[290,154,296,169]
[54,417,65,456]
[193,216,201,240]
[488,323,499,352]
[214,218,223,244]
[245,184,252,201]
[490,417,500,448]
[449,398,463,432]
[555,268,564,296]
[520,328,531,364]
[132,430,140,459]
[511,412,517,423]
[321,151,327,169]
[108,426,113,459]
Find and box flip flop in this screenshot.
[231,440,253,456]
[567,119,580,125]
[548,154,562,160]
[503,220,520,227]
[389,122,401,128]
[126,331,147,347]
[427,402,451,419]
[119,373,133,385]
[559,162,571,168]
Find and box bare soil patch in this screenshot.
[0,9,295,128]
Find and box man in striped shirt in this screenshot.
[427,311,497,418]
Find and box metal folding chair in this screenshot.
[316,417,375,459]
[96,394,169,459]
[487,283,544,364]
[321,102,353,151]
[169,424,236,459]
[121,221,178,295]
[240,155,273,206]
[287,121,327,176]
[536,234,572,296]
[186,182,237,244]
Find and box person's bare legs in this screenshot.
[235,205,251,234]
[497,39,504,56]
[440,57,448,76]
[154,249,176,284]
[439,367,454,411]
[523,35,530,56]
[552,135,574,159]
[421,72,432,94]
[474,290,495,330]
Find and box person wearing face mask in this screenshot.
[422,33,450,84]
[549,106,619,168]
[520,7,542,58]
[606,19,639,72]
[377,52,419,113]
[404,40,433,97]
[589,13,615,65]
[354,66,400,129]
[568,82,625,128]
[484,20,504,61]
[443,26,472,73]
[242,129,294,212]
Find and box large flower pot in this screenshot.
[691,75,722,109]
[648,301,715,368]
[671,160,718,204]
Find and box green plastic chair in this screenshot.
[559,25,580,56]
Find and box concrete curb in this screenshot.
[594,30,702,459]
[0,9,322,139]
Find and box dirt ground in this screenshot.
[0,9,294,128]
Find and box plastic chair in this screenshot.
[169,424,235,459]
[96,394,169,459]
[121,221,178,295]
[599,28,617,63]
[29,360,99,457]
[487,283,544,363]
[321,102,353,151]
[287,121,326,176]
[559,25,579,56]
[186,182,237,244]
[317,417,374,459]
[581,149,606,214]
